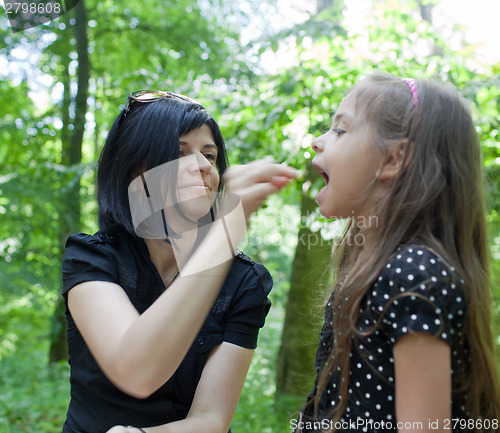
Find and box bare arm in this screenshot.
[394,332,451,433]
[149,342,254,432]
[106,342,253,433]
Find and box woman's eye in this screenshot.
[179,147,217,162]
[333,128,345,136]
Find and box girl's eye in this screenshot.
[204,153,216,161]
[333,128,345,136]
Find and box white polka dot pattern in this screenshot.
[295,245,469,433]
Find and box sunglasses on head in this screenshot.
[123,90,203,116]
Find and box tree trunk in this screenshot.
[417,0,434,24]
[49,0,89,363]
[276,160,332,397]
[316,0,331,13]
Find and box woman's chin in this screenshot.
[178,199,214,223]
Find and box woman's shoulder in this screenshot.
[234,250,271,277]
[62,232,127,298]
[63,231,125,273]
[233,249,259,270]
[64,230,130,257]
[226,250,273,294]
[66,231,119,247]
[219,251,273,347]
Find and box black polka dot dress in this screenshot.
[295,245,469,432]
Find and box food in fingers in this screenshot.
[223,162,299,218]
[224,160,299,192]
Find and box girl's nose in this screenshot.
[311,135,324,153]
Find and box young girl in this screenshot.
[61,90,298,433]
[294,72,500,432]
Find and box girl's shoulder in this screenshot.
[366,244,467,346]
[383,244,463,287]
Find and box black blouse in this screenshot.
[61,230,272,433]
[296,245,469,433]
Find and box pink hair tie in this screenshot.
[403,78,418,107]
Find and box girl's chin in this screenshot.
[316,185,327,205]
[319,209,335,219]
[317,202,338,220]
[316,187,334,218]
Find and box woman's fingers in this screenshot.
[105,426,129,433]
[222,159,300,217]
[271,175,295,189]
[246,162,299,184]
[224,160,299,190]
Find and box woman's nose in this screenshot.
[311,135,324,153]
[193,152,213,173]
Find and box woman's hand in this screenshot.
[106,426,139,433]
[222,158,300,219]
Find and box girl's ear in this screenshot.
[377,140,412,180]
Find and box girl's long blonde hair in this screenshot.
[311,71,500,430]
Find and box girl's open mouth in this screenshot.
[313,162,329,184]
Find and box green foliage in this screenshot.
[0,355,69,433]
[0,0,499,430]
[245,195,301,307]
[0,282,69,431]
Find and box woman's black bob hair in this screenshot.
[96,97,229,237]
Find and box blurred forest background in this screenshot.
[1,0,499,431]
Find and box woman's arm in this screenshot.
[152,342,253,432]
[68,160,298,398]
[106,342,253,433]
[394,332,451,433]
[68,261,233,399]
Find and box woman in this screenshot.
[61,91,298,433]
